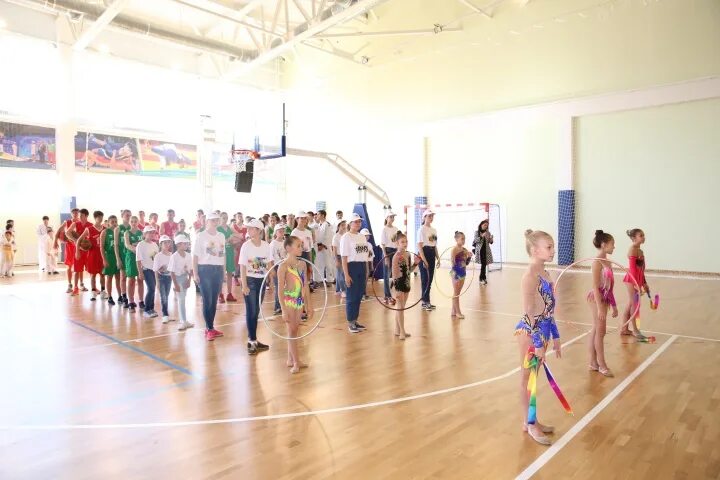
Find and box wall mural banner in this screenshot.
[0,121,56,170]
[75,132,198,177]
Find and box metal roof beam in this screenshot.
[172,0,285,37]
[456,0,493,19]
[317,26,462,38]
[73,0,131,51]
[227,0,389,79]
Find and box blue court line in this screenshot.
[69,320,195,377]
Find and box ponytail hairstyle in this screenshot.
[626,228,643,239]
[395,231,407,243]
[593,229,614,249]
[454,230,465,240]
[524,229,553,256]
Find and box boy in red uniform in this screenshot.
[68,209,92,296]
[138,211,147,230]
[54,208,80,293]
[78,210,105,300]
[160,209,178,238]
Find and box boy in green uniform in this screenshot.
[100,215,121,305]
[217,212,237,303]
[114,209,132,306]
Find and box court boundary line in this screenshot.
[69,320,195,377]
[514,335,679,480]
[500,263,720,281]
[0,331,591,430]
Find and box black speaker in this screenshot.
[234,160,254,193]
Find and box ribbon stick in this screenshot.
[636,335,657,344]
[527,361,538,425]
[542,362,574,416]
[647,291,660,310]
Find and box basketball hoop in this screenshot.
[230,148,260,173]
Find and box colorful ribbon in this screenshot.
[543,362,573,416]
[524,347,573,424]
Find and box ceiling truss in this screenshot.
[4,0,486,79]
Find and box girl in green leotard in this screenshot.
[101,215,121,305]
[123,216,143,312]
[217,212,238,303]
[278,236,313,374]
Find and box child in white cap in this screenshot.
[169,234,194,331]
[137,225,160,318]
[154,235,174,323]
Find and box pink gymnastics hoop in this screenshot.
[553,257,643,334]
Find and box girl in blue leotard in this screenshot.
[515,229,562,446]
[450,231,472,319]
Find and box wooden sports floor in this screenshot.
[1,266,718,480]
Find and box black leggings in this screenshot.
[480,244,487,281]
[419,246,436,304]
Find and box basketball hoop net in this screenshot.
[230,148,260,173]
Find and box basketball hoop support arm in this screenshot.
[287,148,391,209]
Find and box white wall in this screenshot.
[426,114,564,263]
[575,98,720,273]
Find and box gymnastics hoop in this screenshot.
[433,245,476,299]
[553,257,644,334]
[259,256,328,341]
[370,251,429,312]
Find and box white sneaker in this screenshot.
[162,316,169,324]
[178,322,194,331]
[101,291,109,299]
[341,292,346,298]
[143,311,152,318]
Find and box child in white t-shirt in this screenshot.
[45,227,59,274]
[154,235,174,323]
[137,226,160,318]
[168,235,194,331]
[1,230,14,277]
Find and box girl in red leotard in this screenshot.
[621,228,648,340]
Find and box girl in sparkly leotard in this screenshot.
[586,230,618,378]
[515,229,562,446]
[391,232,419,340]
[277,235,313,373]
[450,231,472,319]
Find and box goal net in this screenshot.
[403,203,503,272]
